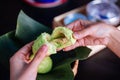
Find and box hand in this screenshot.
[10,42,48,80]
[64,19,116,51]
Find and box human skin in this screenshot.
[64,19,120,58]
[10,42,48,80]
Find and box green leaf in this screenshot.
[0,31,19,69]
[0,10,91,80]
[15,11,52,44]
[75,47,92,60]
[51,47,91,68]
[37,64,74,80]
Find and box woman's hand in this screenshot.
[10,42,48,80]
[64,19,116,51]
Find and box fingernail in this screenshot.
[73,32,79,39]
[36,45,48,58]
[63,48,68,51]
[41,45,48,52]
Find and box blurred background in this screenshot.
[0,0,120,80]
[0,0,92,35]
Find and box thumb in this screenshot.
[19,45,48,79]
[30,45,48,68]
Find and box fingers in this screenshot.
[63,43,78,51]
[63,39,85,51]
[13,44,48,80]
[66,19,91,31]
[73,28,90,39]
[66,20,83,31]
[15,41,33,55]
[63,37,105,51]
[30,45,48,68]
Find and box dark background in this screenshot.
[0,0,92,36]
[0,0,120,80]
